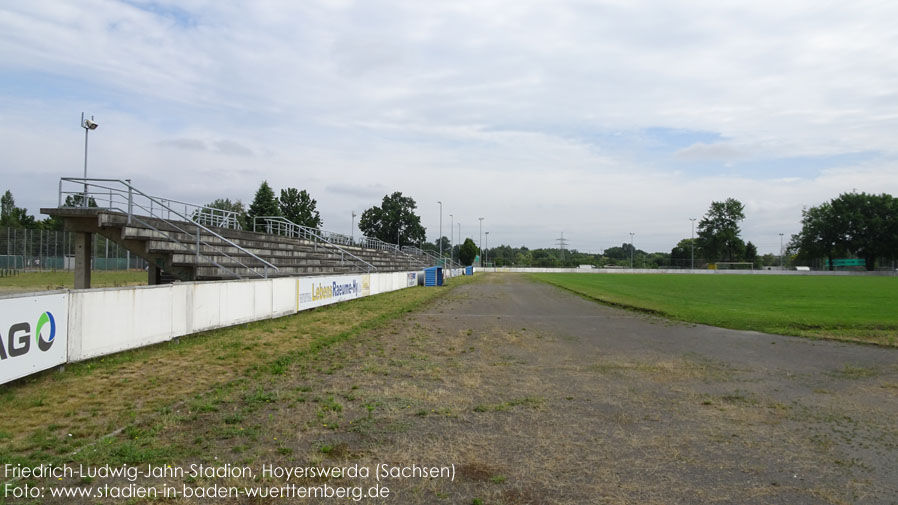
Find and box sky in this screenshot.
[2,1,898,255]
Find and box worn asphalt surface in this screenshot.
[332,273,898,504]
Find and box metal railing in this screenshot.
[358,236,401,253]
[59,178,242,230]
[401,245,460,269]
[253,216,376,273]
[58,178,278,279]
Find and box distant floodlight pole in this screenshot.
[629,232,635,269]
[438,201,443,261]
[690,218,696,270]
[478,217,484,265]
[351,211,357,243]
[485,231,490,266]
[780,233,785,269]
[457,223,461,257]
[80,112,98,207]
[449,213,454,263]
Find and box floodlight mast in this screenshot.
[449,214,454,263]
[351,211,357,243]
[80,112,98,207]
[478,217,484,265]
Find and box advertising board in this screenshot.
[297,275,364,310]
[0,293,67,385]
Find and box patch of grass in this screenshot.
[533,273,898,346]
[0,280,460,472]
[831,364,879,379]
[473,397,543,412]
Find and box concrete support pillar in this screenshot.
[148,264,162,285]
[74,232,92,289]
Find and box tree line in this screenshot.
[5,183,896,270]
[205,181,322,231]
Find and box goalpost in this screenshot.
[711,262,754,270]
[0,255,24,269]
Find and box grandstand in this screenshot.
[42,178,449,288]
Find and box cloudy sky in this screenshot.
[3,1,898,254]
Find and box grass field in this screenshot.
[0,270,147,294]
[0,278,466,493]
[533,273,898,347]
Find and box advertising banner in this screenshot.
[0,293,67,385]
[297,275,364,311]
[361,274,371,297]
[407,272,417,287]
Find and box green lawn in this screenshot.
[0,270,147,294]
[533,273,898,347]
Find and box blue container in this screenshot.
[465,266,473,276]
[424,266,443,286]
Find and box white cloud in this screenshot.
[2,0,898,255]
[675,142,746,161]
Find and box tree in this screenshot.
[247,181,280,230]
[279,188,322,229]
[696,198,746,262]
[791,192,898,271]
[204,198,248,230]
[1,190,15,225]
[64,194,98,208]
[670,238,695,267]
[358,192,426,246]
[1,190,41,229]
[435,236,451,255]
[744,241,758,264]
[458,238,478,266]
[833,192,898,270]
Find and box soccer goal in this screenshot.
[712,262,754,270]
[0,255,24,269]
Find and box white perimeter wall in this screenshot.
[479,267,897,276]
[66,271,422,362]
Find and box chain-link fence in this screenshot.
[0,226,146,272]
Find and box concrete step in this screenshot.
[195,265,358,278]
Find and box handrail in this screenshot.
[253,216,376,273]
[401,245,459,269]
[59,179,242,230]
[59,178,278,279]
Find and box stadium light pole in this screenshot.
[80,112,98,207]
[780,233,785,270]
[478,217,484,265]
[449,214,454,264]
[351,211,357,243]
[690,218,696,270]
[629,232,635,269]
[485,231,490,266]
[438,201,443,261]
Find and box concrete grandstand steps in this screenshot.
[44,207,430,283]
[194,265,357,278]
